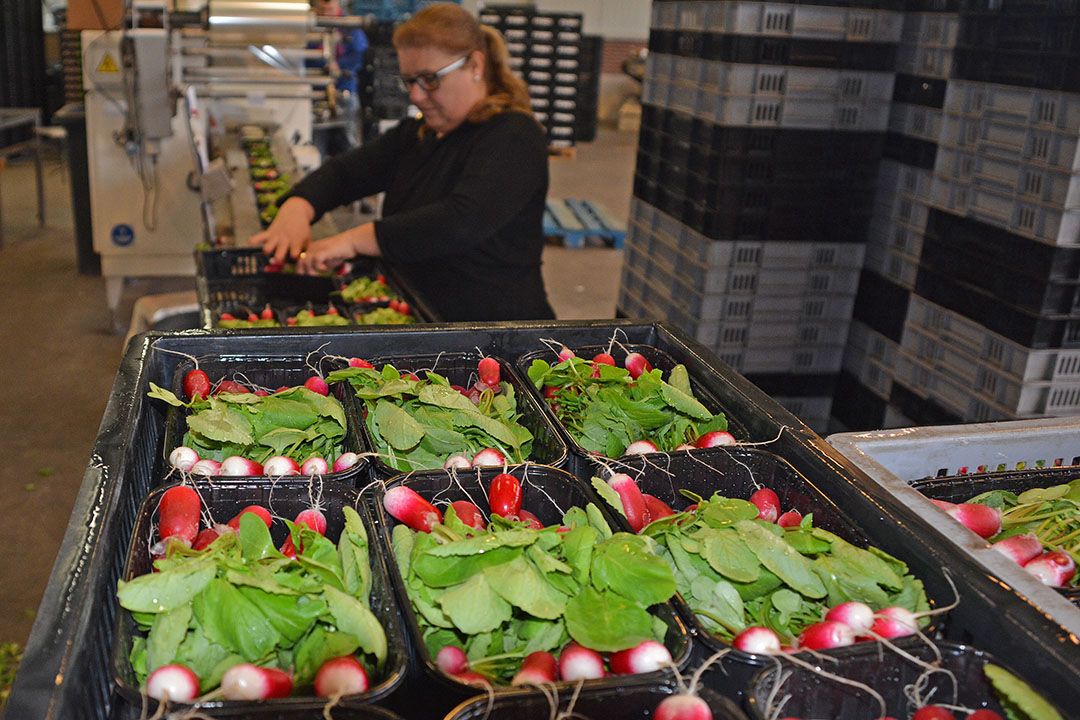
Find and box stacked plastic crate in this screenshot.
[359,21,410,139]
[479,6,585,149]
[619,0,903,429]
[834,0,1080,430]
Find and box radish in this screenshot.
[624,439,660,455]
[220,663,293,700]
[643,494,676,522]
[694,431,737,448]
[1023,551,1076,586]
[189,459,220,476]
[608,473,650,532]
[592,352,615,366]
[608,640,672,674]
[748,488,781,523]
[777,510,803,528]
[253,390,270,397]
[655,695,713,720]
[797,620,856,650]
[220,456,263,476]
[333,452,360,472]
[825,601,875,636]
[471,448,506,467]
[159,486,200,545]
[674,443,696,451]
[516,509,544,530]
[512,650,558,686]
[348,357,374,369]
[227,505,272,530]
[301,456,329,476]
[384,486,443,532]
[542,385,560,400]
[477,357,501,389]
[294,508,328,535]
[220,312,236,320]
[967,711,1004,720]
[263,456,301,476]
[558,642,605,680]
[260,304,274,320]
[443,453,472,470]
[557,345,576,362]
[169,447,200,473]
[911,707,956,720]
[489,473,523,518]
[304,376,329,396]
[183,370,211,401]
[145,663,200,702]
[450,501,486,530]
[216,380,249,395]
[313,656,369,697]
[624,352,653,379]
[192,527,223,551]
[932,501,1002,539]
[732,626,781,655]
[991,533,1043,565]
[453,671,491,686]
[436,645,469,676]
[871,606,918,639]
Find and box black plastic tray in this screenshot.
[348,352,569,478]
[372,464,693,720]
[516,342,748,477]
[912,467,1080,605]
[113,480,408,716]
[745,640,1065,719]
[599,447,949,696]
[160,356,367,485]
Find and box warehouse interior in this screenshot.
[2,0,1079,717]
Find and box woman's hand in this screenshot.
[298,223,381,274]
[248,197,316,263]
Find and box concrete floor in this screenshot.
[0,126,634,648]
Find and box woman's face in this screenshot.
[397,46,487,136]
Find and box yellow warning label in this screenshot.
[97,52,119,73]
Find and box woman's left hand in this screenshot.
[298,223,380,274]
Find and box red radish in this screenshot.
[280,537,298,559]
[145,663,200,702]
[401,372,420,381]
[333,452,361,472]
[246,312,259,323]
[477,357,501,389]
[911,707,957,720]
[871,606,918,639]
[227,505,272,530]
[220,456,263,476]
[967,712,1004,720]
[453,671,490,686]
[643,494,676,522]
[301,456,329,475]
[253,390,270,397]
[220,664,293,700]
[326,306,339,316]
[624,352,653,379]
[558,642,605,681]
[466,388,482,405]
[624,439,660,455]
[608,640,672,674]
[219,312,236,321]
[512,650,558,686]
[694,431,737,448]
[347,358,373,369]
[516,508,544,529]
[489,473,523,518]
[397,301,411,315]
[608,473,651,532]
[384,486,443,532]
[294,508,328,535]
[991,534,1043,565]
[1024,551,1076,586]
[263,456,301,476]
[260,304,274,320]
[777,510,803,528]
[216,380,249,395]
[749,488,781,523]
[933,501,1002,539]
[286,317,297,326]
[189,459,220,476]
[169,446,200,473]
[542,385,560,400]
[675,443,696,451]
[159,486,200,545]
[557,345,576,362]
[314,656,369,697]
[450,501,486,530]
[655,695,713,720]
[732,626,782,655]
[436,646,469,676]
[797,620,856,650]
[443,453,472,470]
[183,370,212,401]
[825,601,875,636]
[192,527,222,551]
[471,448,506,467]
[304,376,329,396]
[592,352,615,366]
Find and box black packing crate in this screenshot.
[372,465,693,720]
[112,480,409,716]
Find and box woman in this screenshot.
[250,3,555,322]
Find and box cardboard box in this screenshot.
[66,0,124,31]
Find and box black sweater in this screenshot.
[286,111,555,322]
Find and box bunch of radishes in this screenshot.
[383,473,542,533]
[181,368,331,401]
[777,705,1004,720]
[623,429,737,456]
[169,447,360,478]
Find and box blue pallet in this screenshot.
[351,0,458,21]
[543,198,626,249]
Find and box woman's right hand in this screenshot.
[248,197,316,263]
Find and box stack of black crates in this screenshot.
[478,5,594,149]
[359,20,411,141]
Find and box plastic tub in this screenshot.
[113,480,408,715]
[348,352,569,478]
[161,356,367,485]
[372,464,692,720]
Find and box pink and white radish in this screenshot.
[333,452,361,473]
[347,357,373,369]
[930,500,1002,539]
[159,486,200,546]
[227,505,272,530]
[443,453,472,470]
[748,488,781,523]
[655,694,713,720]
[453,670,491,686]
[384,486,443,532]
[263,456,300,476]
[732,626,782,655]
[300,456,329,476]
[558,642,605,681]
[145,663,200,702]
[189,459,220,476]
[624,439,660,455]
[1023,551,1076,586]
[220,663,293,700]
[219,456,263,477]
[797,620,856,650]
[303,376,329,396]
[608,640,672,674]
[777,510,803,528]
[471,448,506,467]
[624,352,653,379]
[870,606,918,639]
[694,431,736,448]
[511,650,558,686]
[608,473,650,533]
[592,352,615,366]
[169,447,200,473]
[436,646,469,676]
[674,443,696,451]
[556,345,576,362]
[825,601,875,636]
[991,533,1043,565]
[313,656,369,697]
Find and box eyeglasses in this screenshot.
[396,55,469,93]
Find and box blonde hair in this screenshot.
[393,3,533,124]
